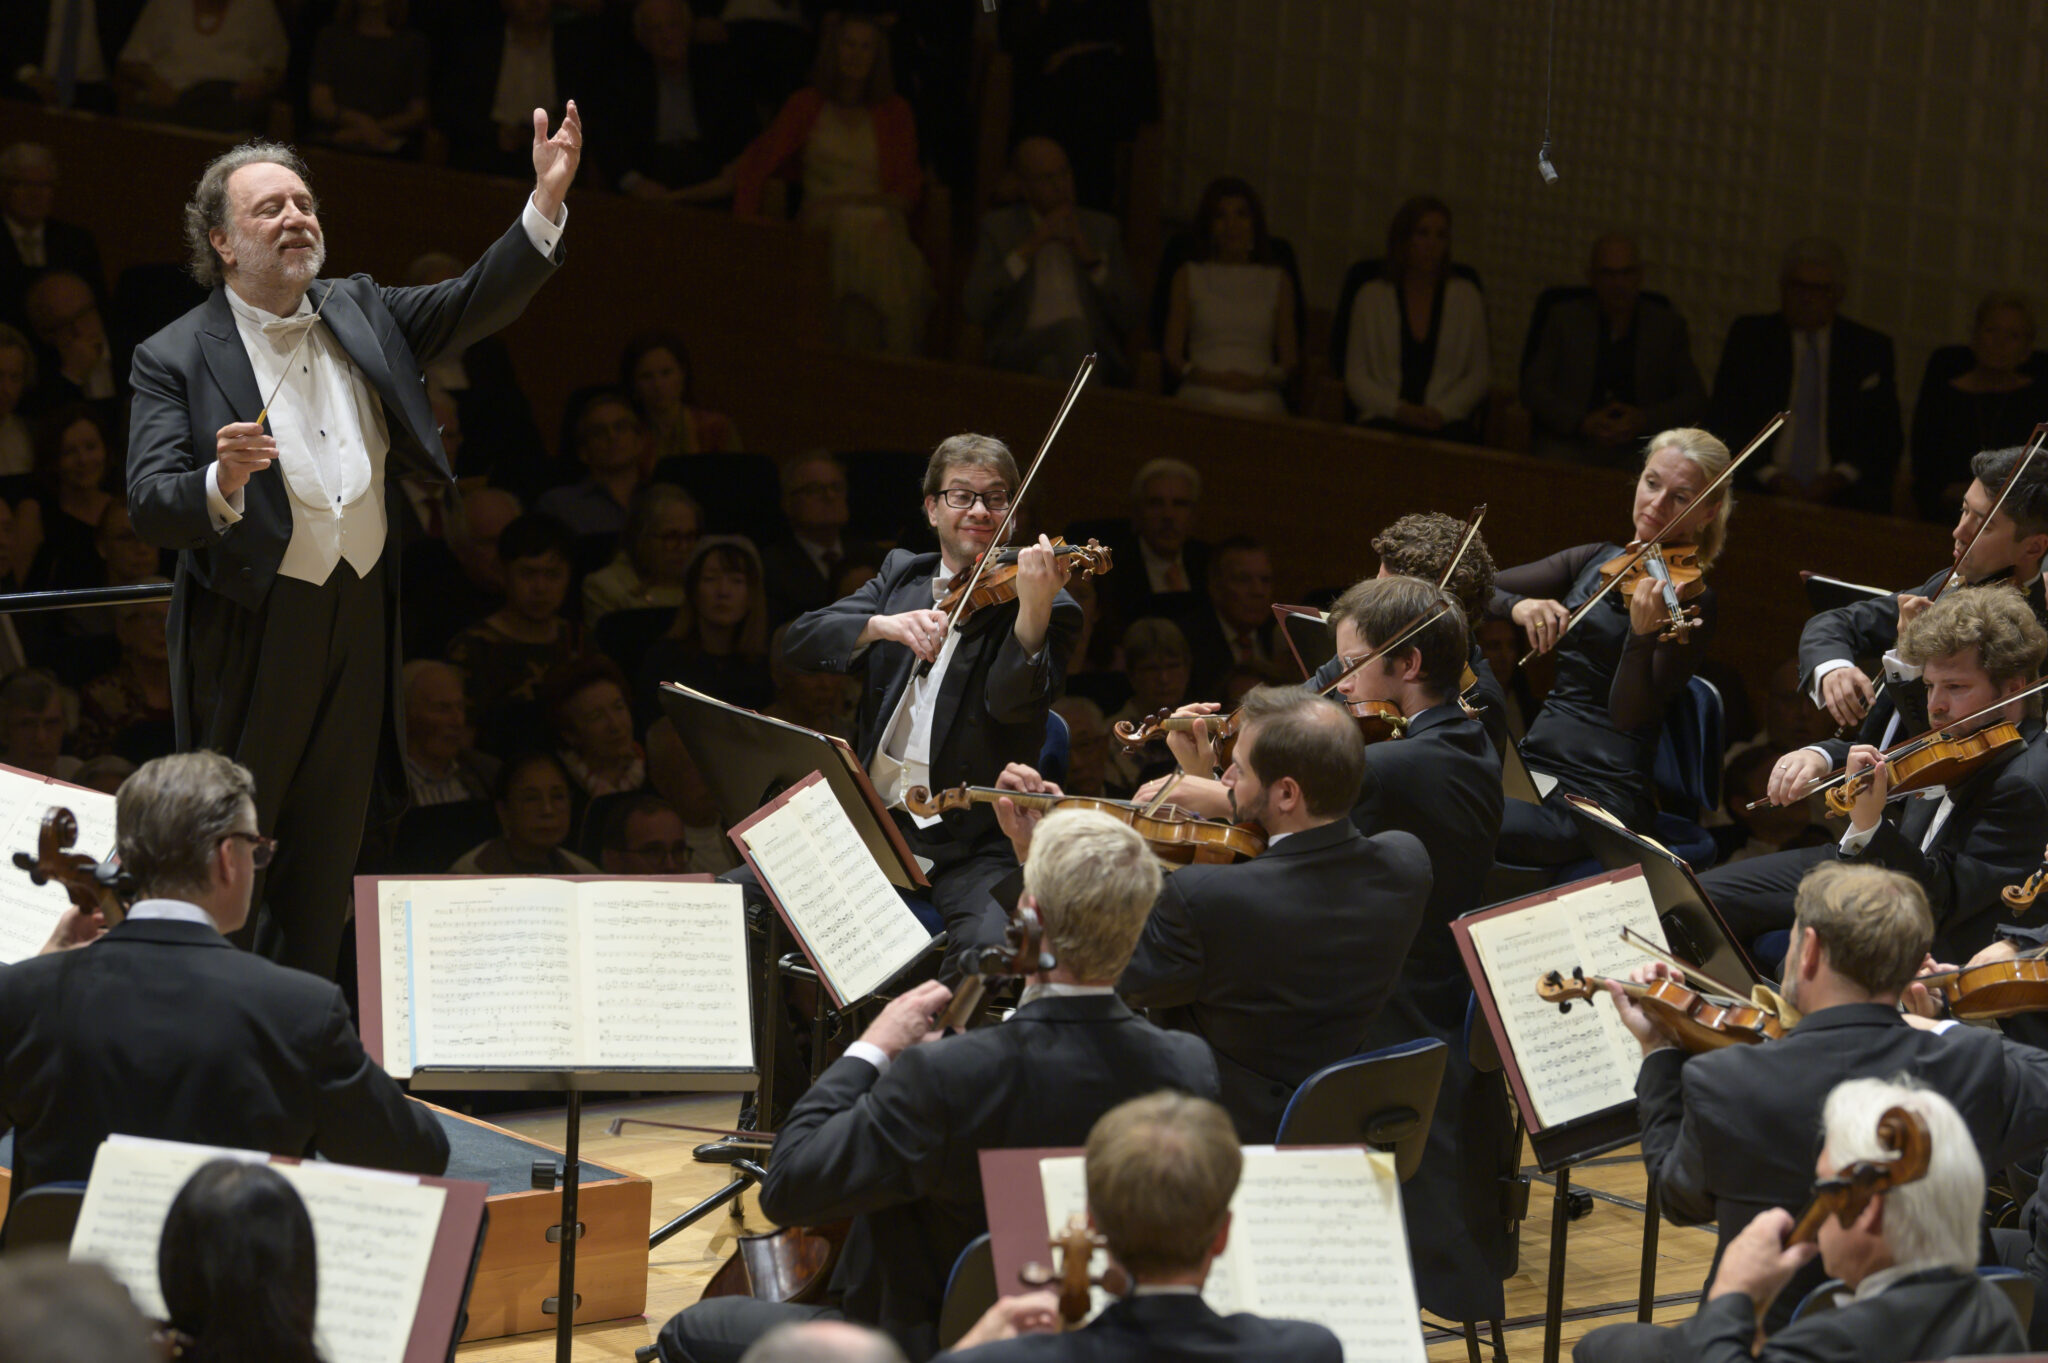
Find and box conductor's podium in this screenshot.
[0,1103,652,1343]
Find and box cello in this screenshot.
[14,805,132,949]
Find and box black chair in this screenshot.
[936,1232,997,1348]
[593,606,677,681]
[385,799,500,874]
[0,1183,85,1253]
[1274,1037,1447,1182]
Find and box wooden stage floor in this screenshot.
[457,1094,1722,1363]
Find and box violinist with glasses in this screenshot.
[1706,584,2048,968]
[1491,427,1733,867]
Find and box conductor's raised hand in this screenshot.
[865,607,950,662]
[531,99,583,221]
[857,979,953,1060]
[214,421,276,497]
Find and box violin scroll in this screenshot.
[2003,844,2048,913]
[14,805,128,932]
[1020,1214,1130,1326]
[1786,1105,1931,1245]
[1537,967,1600,1011]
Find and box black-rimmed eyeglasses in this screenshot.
[936,488,1011,511]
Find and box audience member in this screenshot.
[1104,616,1189,795]
[75,582,172,760]
[761,452,873,623]
[599,0,754,198]
[404,251,550,497]
[998,0,1158,214]
[3,0,148,112]
[536,389,651,539]
[600,792,691,873]
[0,144,105,328]
[1911,289,2048,522]
[402,659,499,806]
[740,1322,909,1363]
[585,482,700,627]
[0,323,34,475]
[621,330,742,461]
[646,715,739,874]
[700,13,932,355]
[1089,456,1206,633]
[544,655,646,799]
[405,484,520,661]
[445,512,585,736]
[1725,656,1835,765]
[21,270,119,418]
[1344,196,1489,442]
[442,0,594,177]
[0,667,78,778]
[74,753,136,794]
[1521,232,1706,465]
[765,622,857,738]
[1161,177,1295,415]
[1713,746,1826,865]
[19,402,114,590]
[116,0,287,132]
[1175,536,1275,700]
[1049,695,1109,796]
[158,1160,322,1363]
[963,136,1139,383]
[307,0,431,156]
[1707,236,1902,513]
[639,535,775,714]
[95,500,164,586]
[451,749,602,873]
[0,1256,157,1363]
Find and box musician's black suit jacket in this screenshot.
[1118,817,1430,1142]
[756,994,1218,1360]
[0,916,447,1196]
[125,211,562,751]
[1636,1001,2048,1330]
[1706,311,1902,514]
[934,1293,1340,1363]
[1578,1268,2024,1363]
[780,548,1079,848]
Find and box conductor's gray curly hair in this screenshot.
[182,141,317,289]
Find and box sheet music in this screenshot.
[376,881,416,1080]
[1468,872,1669,1128]
[738,778,930,1004]
[1036,1147,1423,1360]
[409,878,579,1069]
[0,771,116,965]
[71,1138,445,1363]
[575,880,753,1068]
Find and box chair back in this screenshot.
[1038,709,1071,787]
[0,1184,85,1254]
[1275,1038,1446,1182]
[1983,1265,2035,1330]
[937,1233,997,1348]
[1653,674,1724,817]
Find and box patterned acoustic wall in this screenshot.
[1152,0,2048,437]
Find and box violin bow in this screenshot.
[1314,505,1489,699]
[1517,413,1786,668]
[922,354,1096,674]
[1619,926,1756,1006]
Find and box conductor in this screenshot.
[126,110,581,977]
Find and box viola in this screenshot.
[13,805,130,933]
[1597,541,1703,642]
[1786,1105,1930,1244]
[1913,944,2048,1021]
[935,539,1113,629]
[936,904,1055,1034]
[1117,697,1406,761]
[903,784,1265,865]
[2005,844,2048,912]
[1819,721,2023,817]
[1021,1214,1129,1326]
[1538,966,1785,1051]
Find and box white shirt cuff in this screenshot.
[205,462,244,530]
[1881,649,1922,684]
[1839,822,1877,855]
[523,195,567,257]
[844,1039,892,1075]
[1808,658,1852,706]
[1927,1017,1961,1034]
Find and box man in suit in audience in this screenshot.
[1077,456,1210,632]
[1579,1078,2025,1363]
[1521,232,1705,466]
[1706,236,1902,513]
[780,434,1080,951]
[935,1093,1342,1362]
[1000,684,1431,1142]
[1615,862,2048,1334]
[963,137,1140,385]
[0,143,104,331]
[656,809,1221,1363]
[594,0,755,198]
[761,452,876,625]
[0,751,449,1197]
[1172,536,1275,702]
[0,0,148,112]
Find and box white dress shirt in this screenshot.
[869,567,961,825]
[1139,539,1189,594]
[1761,324,1853,485]
[127,897,219,929]
[206,197,566,583]
[492,30,557,130]
[38,0,110,84]
[4,216,44,269]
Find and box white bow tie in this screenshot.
[259,311,321,337]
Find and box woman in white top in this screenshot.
[1344,195,1490,443]
[118,0,287,131]
[1163,177,1297,416]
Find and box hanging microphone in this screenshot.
[1536,139,1559,185]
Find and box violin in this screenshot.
[1597,541,1704,642]
[13,805,130,935]
[936,904,1055,1034]
[935,539,1113,629]
[1818,721,2024,817]
[1020,1214,1129,1326]
[903,785,1265,865]
[1786,1105,1930,1244]
[2004,844,2048,912]
[1115,697,1405,762]
[1537,966,1785,1051]
[1910,938,2048,1020]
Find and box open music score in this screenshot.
[1025,1147,1423,1363]
[364,876,752,1081]
[70,1136,457,1363]
[730,771,933,1007]
[1462,868,1671,1129]
[0,762,115,964]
